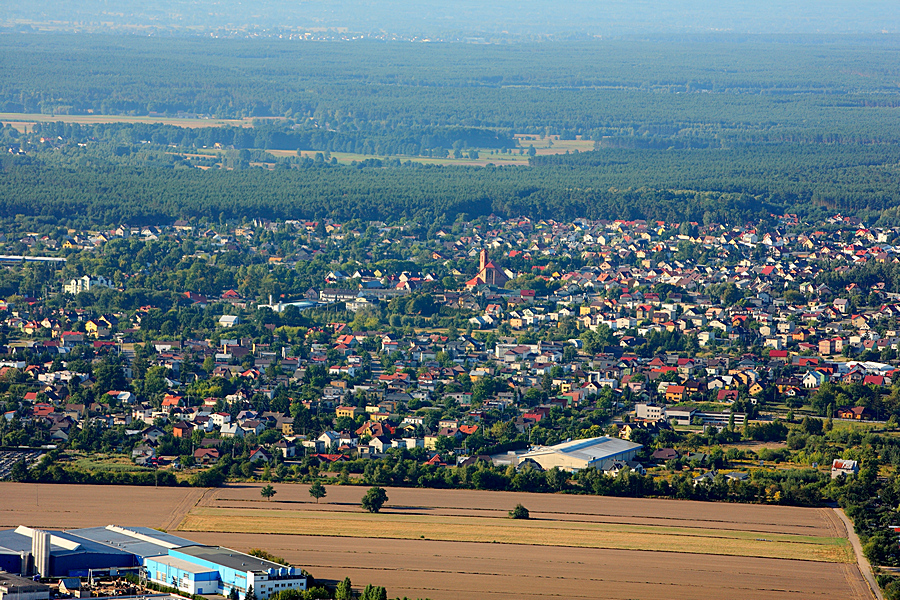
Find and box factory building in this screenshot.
[145,546,307,599]
[0,527,138,578]
[518,436,643,472]
[0,571,51,600]
[0,526,306,598]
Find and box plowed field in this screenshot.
[0,482,874,600]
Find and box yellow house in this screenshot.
[336,406,363,419]
[469,369,489,383]
[85,320,110,338]
[369,412,392,422]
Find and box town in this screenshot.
[0,211,893,499]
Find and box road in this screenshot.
[835,507,884,600]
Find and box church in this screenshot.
[466,249,510,288]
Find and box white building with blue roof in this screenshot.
[145,546,307,599]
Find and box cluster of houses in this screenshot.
[1,212,897,479]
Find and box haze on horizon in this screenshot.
[3,0,898,39]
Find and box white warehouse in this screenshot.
[519,436,643,472]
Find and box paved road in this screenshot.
[835,507,884,600]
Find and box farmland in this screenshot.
[0,112,251,133]
[0,482,206,531]
[0,482,874,600]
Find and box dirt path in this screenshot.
[835,507,883,600]
[160,488,210,531]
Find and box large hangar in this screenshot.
[518,436,643,472]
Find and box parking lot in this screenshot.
[0,449,43,479]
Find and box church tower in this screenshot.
[479,249,487,272]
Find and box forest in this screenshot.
[1,34,899,227]
[2,132,899,226]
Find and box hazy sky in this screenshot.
[4,0,899,37]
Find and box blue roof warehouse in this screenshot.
[0,525,307,599]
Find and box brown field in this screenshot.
[0,482,874,600]
[0,112,252,132]
[181,484,854,562]
[0,482,207,530]
[182,532,869,600]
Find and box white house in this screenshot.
[64,275,112,295]
[218,315,240,327]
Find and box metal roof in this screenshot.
[66,527,197,558]
[522,436,642,463]
[176,546,284,573]
[0,529,129,558]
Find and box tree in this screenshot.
[360,585,387,600]
[245,586,256,600]
[309,480,327,504]
[9,458,27,482]
[433,435,457,455]
[335,578,352,600]
[509,504,530,519]
[361,486,388,513]
[260,484,277,501]
[229,588,239,600]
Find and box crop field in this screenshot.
[0,482,874,600]
[0,112,250,132]
[268,149,532,167]
[0,482,207,531]
[179,485,852,561]
[182,532,869,600]
[514,133,596,154]
[180,506,850,562]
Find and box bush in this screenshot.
[509,504,529,519]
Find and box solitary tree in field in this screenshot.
[309,480,327,504]
[509,504,530,520]
[260,484,277,501]
[361,486,388,513]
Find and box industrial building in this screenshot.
[0,526,306,599]
[0,527,139,578]
[0,571,51,600]
[145,546,307,599]
[518,436,643,472]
